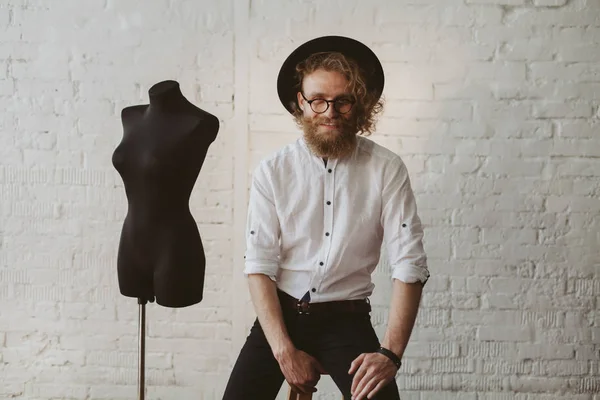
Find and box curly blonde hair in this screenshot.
[292,51,384,136]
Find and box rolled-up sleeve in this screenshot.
[243,161,280,279]
[381,158,430,285]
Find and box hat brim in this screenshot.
[277,35,384,114]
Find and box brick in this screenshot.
[552,139,600,157]
[593,328,600,344]
[483,359,533,374]
[477,99,533,123]
[385,73,434,100]
[572,378,600,394]
[467,62,527,81]
[87,386,134,400]
[396,374,443,390]
[478,326,533,341]
[422,393,477,400]
[434,82,492,100]
[505,9,600,26]
[534,360,589,376]
[374,44,430,63]
[0,79,14,96]
[249,113,298,133]
[546,196,600,213]
[384,100,473,120]
[484,158,545,177]
[454,310,563,328]
[558,120,599,138]
[553,158,600,177]
[441,5,504,26]
[554,27,600,45]
[475,25,542,44]
[59,335,118,351]
[417,308,450,326]
[568,279,600,296]
[422,292,479,309]
[510,377,569,392]
[374,4,444,25]
[148,321,231,340]
[530,61,600,81]
[540,327,593,344]
[466,0,524,3]
[558,45,600,62]
[445,374,505,391]
[494,120,552,139]
[0,383,24,397]
[482,228,538,245]
[27,384,87,399]
[40,350,86,367]
[478,395,528,400]
[534,0,567,5]
[482,293,523,309]
[172,353,230,372]
[404,342,459,358]
[431,358,475,373]
[532,102,593,118]
[497,40,554,61]
[446,121,492,138]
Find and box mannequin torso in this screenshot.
[112,80,219,307]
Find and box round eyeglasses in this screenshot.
[300,92,355,114]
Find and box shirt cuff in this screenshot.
[243,257,279,279]
[391,263,430,285]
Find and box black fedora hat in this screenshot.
[277,35,385,114]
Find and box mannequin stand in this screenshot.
[138,298,147,400]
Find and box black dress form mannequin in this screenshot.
[112,80,219,308]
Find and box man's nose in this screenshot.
[324,103,339,118]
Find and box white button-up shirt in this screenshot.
[243,135,429,303]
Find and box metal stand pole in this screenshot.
[138,298,147,400]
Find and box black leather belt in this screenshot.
[277,289,371,316]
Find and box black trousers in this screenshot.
[222,293,400,399]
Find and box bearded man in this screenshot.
[222,36,430,400]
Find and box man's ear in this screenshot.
[296,92,304,111]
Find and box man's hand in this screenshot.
[348,352,397,400]
[276,347,326,394]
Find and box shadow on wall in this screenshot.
[371,17,600,394]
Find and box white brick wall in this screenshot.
[0,0,599,399]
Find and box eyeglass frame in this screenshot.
[299,92,356,114]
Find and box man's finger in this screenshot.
[348,353,366,374]
[351,362,370,397]
[367,379,387,399]
[354,376,378,400]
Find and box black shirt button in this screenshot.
[328,169,332,173]
[311,288,316,293]
[325,232,330,236]
[250,230,255,234]
[319,262,324,266]
[402,224,407,228]
[326,201,331,205]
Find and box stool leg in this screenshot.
[287,385,312,400]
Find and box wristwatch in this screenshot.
[376,346,402,370]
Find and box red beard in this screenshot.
[301,115,358,159]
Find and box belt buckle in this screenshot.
[296,301,310,315]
